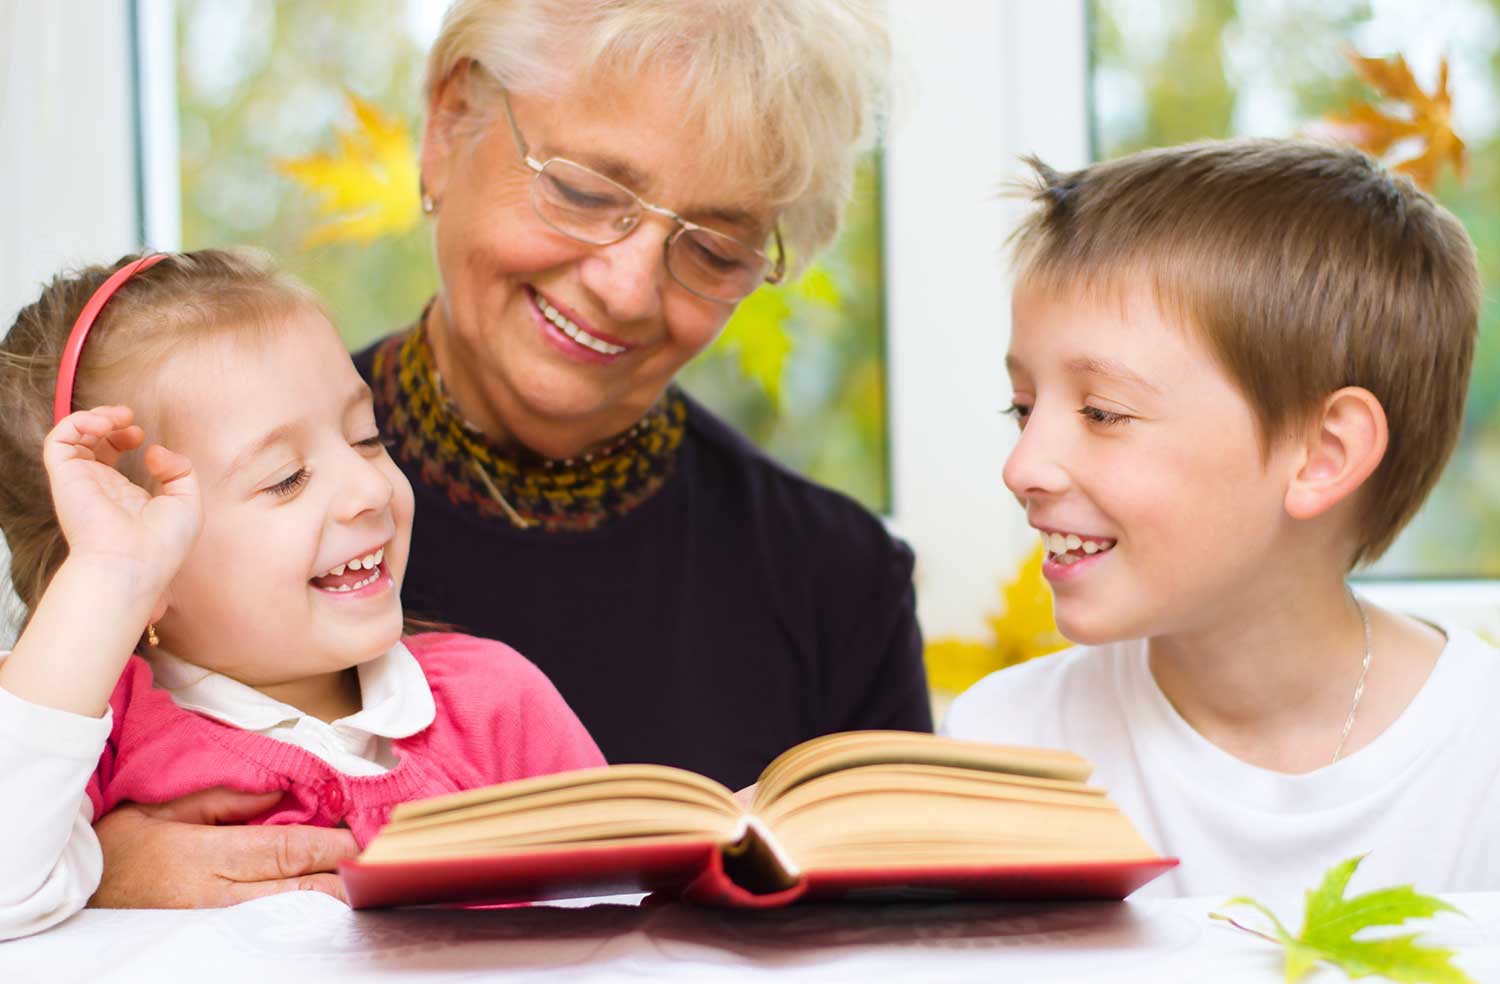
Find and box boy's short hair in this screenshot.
[1011,138,1481,566]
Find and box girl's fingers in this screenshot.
[46,407,142,467]
[144,445,196,497]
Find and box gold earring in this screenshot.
[146,624,159,648]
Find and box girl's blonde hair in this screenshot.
[425,0,889,274]
[0,249,319,618]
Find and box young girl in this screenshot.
[0,250,604,939]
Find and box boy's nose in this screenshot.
[1002,414,1071,499]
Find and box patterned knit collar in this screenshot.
[369,321,686,533]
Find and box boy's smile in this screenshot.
[1003,282,1303,645]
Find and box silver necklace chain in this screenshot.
[1330,592,1373,765]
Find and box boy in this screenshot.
[944,138,1500,898]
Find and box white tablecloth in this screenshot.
[4,891,1498,983]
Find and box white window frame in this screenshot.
[5,0,1494,647]
[881,0,1500,641]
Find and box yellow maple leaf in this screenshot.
[1319,50,1466,191]
[278,91,421,248]
[924,544,1069,695]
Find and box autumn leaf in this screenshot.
[925,544,1068,694]
[278,91,421,248]
[1318,50,1466,191]
[714,264,842,409]
[1211,854,1473,983]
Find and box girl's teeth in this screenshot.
[1065,534,1082,550]
[1082,541,1099,555]
[322,547,385,579]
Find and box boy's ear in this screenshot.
[420,60,477,208]
[1283,386,1388,521]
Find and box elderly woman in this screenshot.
[91,0,928,907]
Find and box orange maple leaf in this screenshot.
[1319,50,1465,191]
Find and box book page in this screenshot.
[752,731,1093,810]
[756,765,1158,870]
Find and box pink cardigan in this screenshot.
[86,633,606,845]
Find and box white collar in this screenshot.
[147,641,435,741]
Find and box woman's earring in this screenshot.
[146,624,159,648]
[421,194,437,215]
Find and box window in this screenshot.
[162,0,889,510]
[1092,0,1500,581]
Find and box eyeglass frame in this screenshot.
[498,88,786,303]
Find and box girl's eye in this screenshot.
[1002,402,1032,427]
[354,435,388,454]
[1080,406,1130,426]
[266,468,310,497]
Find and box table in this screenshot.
[4,891,1498,983]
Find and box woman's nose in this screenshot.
[580,221,670,323]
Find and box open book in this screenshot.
[340,731,1176,909]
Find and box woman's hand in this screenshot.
[92,789,360,908]
[44,405,202,590]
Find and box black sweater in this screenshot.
[355,339,932,790]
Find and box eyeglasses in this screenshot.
[500,89,785,304]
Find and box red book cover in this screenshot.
[340,840,1177,910]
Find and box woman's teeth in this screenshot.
[1043,532,1114,565]
[535,294,626,355]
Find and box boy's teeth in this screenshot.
[1042,531,1113,559]
[536,295,626,356]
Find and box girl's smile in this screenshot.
[152,308,415,700]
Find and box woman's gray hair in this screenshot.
[425,0,890,275]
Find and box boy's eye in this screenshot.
[1079,406,1130,426]
[265,468,310,497]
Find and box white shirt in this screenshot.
[0,644,435,939]
[942,625,1500,899]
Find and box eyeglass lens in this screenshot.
[531,159,771,302]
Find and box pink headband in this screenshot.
[53,253,168,426]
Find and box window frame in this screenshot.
[6,0,1490,648]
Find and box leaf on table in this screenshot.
[1210,854,1473,983]
[1316,50,1466,191]
[278,90,422,248]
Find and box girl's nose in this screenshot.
[335,451,394,523]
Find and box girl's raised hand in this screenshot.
[43,405,203,590]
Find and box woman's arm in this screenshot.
[91,790,359,908]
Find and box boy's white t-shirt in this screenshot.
[942,624,1500,899]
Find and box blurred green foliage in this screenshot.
[1092,0,1500,576]
[175,0,889,512]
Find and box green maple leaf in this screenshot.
[1210,855,1472,983]
[713,264,842,410]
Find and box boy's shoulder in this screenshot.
[942,640,1141,744]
